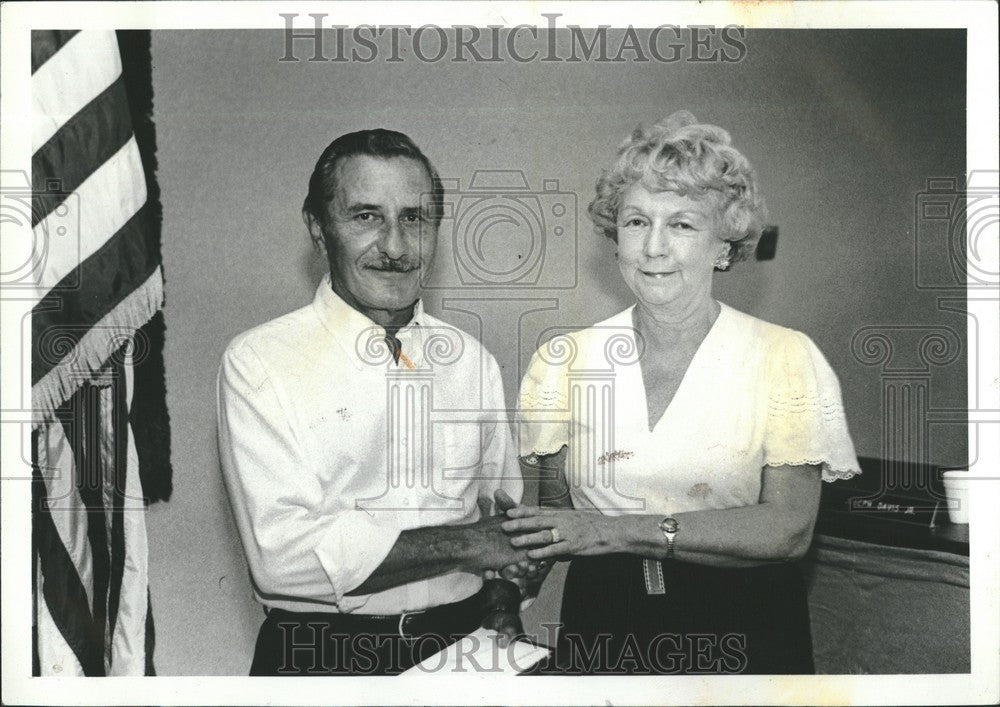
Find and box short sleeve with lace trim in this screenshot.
[763,330,861,482]
[516,346,572,459]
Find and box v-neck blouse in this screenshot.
[630,302,728,434]
[517,303,861,516]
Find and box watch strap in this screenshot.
[642,558,665,595]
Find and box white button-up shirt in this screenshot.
[218,275,522,614]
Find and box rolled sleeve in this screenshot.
[218,340,400,607]
[314,512,400,603]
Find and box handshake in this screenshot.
[467,488,611,643]
[475,489,556,585]
[470,489,558,645]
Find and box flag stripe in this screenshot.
[33,429,106,676]
[106,354,129,657]
[34,416,94,677]
[34,135,146,298]
[33,199,160,334]
[60,388,112,657]
[32,30,122,153]
[36,572,87,676]
[109,348,151,675]
[32,76,135,226]
[31,29,80,74]
[32,202,161,385]
[37,413,96,609]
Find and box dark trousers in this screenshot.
[250,591,484,676]
[532,554,815,675]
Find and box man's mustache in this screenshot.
[363,258,420,273]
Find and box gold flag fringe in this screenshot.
[32,267,164,428]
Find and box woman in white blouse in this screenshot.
[505,111,861,674]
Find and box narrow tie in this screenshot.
[385,333,402,365]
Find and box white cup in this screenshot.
[941,469,970,524]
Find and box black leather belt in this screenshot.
[266,589,484,639]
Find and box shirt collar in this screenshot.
[313,273,425,371]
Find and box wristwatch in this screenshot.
[658,517,680,559]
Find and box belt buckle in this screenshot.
[398,610,413,638]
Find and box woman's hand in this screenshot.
[500,506,623,560]
[491,490,555,585]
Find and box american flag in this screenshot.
[30,29,170,677]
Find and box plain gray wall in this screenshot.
[145,28,967,674]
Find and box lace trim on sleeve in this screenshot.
[521,444,570,461]
[764,457,861,483]
[517,353,571,459]
[763,330,862,484]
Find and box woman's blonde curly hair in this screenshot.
[587,111,767,264]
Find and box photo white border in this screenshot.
[2,2,997,704]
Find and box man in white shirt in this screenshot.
[218,129,528,675]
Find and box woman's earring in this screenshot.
[714,250,731,271]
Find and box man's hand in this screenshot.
[347,497,532,596]
[477,495,526,648]
[463,496,532,573]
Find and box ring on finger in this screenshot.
[550,527,562,544]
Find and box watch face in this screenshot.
[660,518,679,533]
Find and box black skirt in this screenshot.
[539,553,814,675]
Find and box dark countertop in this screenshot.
[816,506,969,555]
[816,457,969,556]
